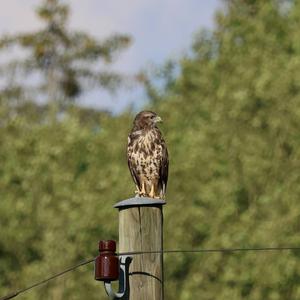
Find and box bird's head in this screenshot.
[133,111,162,130]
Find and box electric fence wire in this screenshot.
[2,246,300,300]
[0,257,95,300]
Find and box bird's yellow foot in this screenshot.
[149,184,160,198]
[134,185,142,197]
[139,182,146,197]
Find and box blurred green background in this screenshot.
[1,0,300,299]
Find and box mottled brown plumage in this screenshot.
[127,111,168,199]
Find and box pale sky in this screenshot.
[0,1,220,112]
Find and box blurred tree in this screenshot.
[0,0,131,105]
[2,0,300,300]
[145,0,300,299]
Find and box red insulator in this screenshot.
[95,240,119,281]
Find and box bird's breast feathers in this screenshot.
[128,130,162,155]
[128,129,163,180]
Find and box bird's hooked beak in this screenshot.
[154,116,163,123]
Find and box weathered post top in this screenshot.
[115,197,165,300]
[114,197,166,208]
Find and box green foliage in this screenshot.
[146,0,300,299]
[0,108,133,299]
[1,0,300,299]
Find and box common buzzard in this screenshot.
[127,111,169,199]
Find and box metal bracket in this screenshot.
[104,256,132,300]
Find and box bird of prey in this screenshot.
[127,111,169,199]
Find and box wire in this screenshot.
[117,246,300,256]
[0,257,95,300]
[2,246,300,300]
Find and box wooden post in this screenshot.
[114,197,165,300]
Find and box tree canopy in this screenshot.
[0,0,131,104]
[1,0,300,299]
